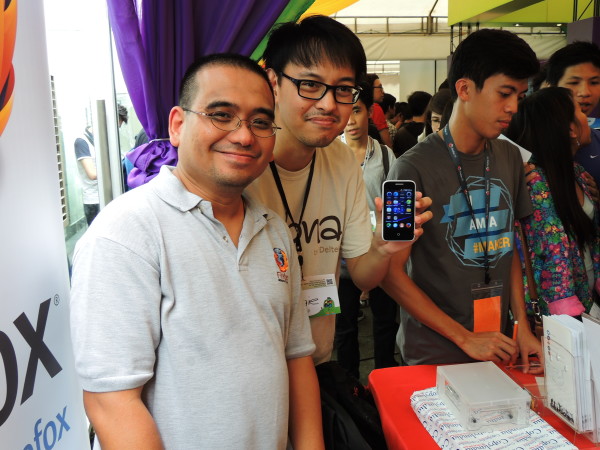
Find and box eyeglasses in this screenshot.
[182,108,281,138]
[280,72,361,104]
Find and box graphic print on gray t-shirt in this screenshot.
[441,176,514,268]
[387,133,532,365]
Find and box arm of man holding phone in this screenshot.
[345,193,432,292]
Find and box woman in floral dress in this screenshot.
[506,87,599,317]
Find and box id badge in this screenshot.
[369,210,376,233]
[301,274,340,318]
[471,280,503,332]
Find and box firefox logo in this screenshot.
[0,0,16,137]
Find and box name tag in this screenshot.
[301,274,340,318]
[471,281,503,332]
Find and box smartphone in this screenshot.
[382,180,416,241]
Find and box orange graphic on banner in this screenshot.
[473,295,501,332]
[0,0,17,137]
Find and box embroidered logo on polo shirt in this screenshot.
[273,248,289,283]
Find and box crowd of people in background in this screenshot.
[68,13,600,449]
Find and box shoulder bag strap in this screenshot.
[381,145,390,178]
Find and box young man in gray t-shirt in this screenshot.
[382,29,543,370]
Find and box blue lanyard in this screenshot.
[443,125,492,284]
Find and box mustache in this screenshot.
[212,144,260,158]
[304,112,340,122]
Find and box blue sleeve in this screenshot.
[74,138,90,160]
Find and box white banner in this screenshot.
[0,1,89,448]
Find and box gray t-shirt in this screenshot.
[388,133,532,365]
[362,138,396,212]
[74,133,99,205]
[70,166,315,449]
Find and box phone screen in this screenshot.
[382,180,416,241]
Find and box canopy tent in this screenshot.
[357,28,564,61]
[332,0,563,61]
[335,0,447,17]
[329,0,564,101]
[112,0,566,186]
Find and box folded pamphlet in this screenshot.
[411,387,575,449]
[543,314,593,432]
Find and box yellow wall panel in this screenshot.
[449,0,543,25]
[488,0,573,25]
[450,0,593,26]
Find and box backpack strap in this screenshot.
[381,145,390,178]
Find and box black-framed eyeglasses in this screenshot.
[280,72,361,104]
[182,108,281,138]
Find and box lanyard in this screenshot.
[269,153,316,270]
[443,125,492,284]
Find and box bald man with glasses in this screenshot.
[70,53,323,450]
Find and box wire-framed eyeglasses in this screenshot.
[182,108,281,138]
[280,72,361,104]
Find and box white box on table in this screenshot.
[436,361,531,431]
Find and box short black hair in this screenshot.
[381,93,396,112]
[448,29,539,100]
[394,101,412,120]
[545,41,600,86]
[438,79,449,90]
[356,81,373,109]
[506,86,596,249]
[425,89,453,134]
[178,53,272,109]
[428,89,452,115]
[263,15,367,82]
[366,73,379,87]
[117,104,128,124]
[531,65,548,92]
[407,91,432,117]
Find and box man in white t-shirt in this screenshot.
[246,15,432,365]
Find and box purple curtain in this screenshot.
[106,0,290,188]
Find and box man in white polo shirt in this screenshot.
[70,53,322,449]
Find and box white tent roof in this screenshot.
[334,0,448,18]
[331,0,564,62]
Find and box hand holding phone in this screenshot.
[382,180,416,241]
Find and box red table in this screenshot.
[368,365,597,449]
